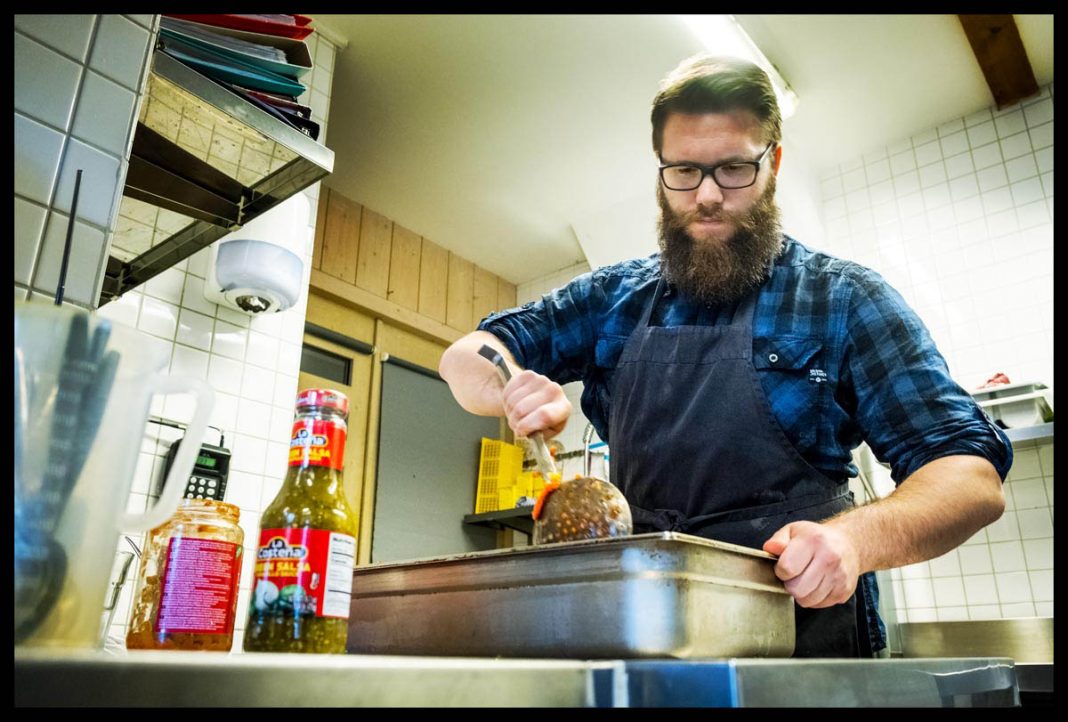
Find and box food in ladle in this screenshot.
[532,475,632,544]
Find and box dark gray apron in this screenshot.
[608,277,868,658]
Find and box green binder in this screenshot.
[158,30,306,97]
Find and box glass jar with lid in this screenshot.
[125,498,244,651]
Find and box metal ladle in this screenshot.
[475,344,632,544]
[476,344,559,479]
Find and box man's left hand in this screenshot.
[762,521,860,608]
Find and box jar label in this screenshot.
[155,537,241,635]
[288,418,346,469]
[251,528,356,619]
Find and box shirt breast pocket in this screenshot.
[752,336,827,450]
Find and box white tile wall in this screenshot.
[888,439,1053,623]
[72,71,139,159]
[817,84,1053,390]
[14,32,83,131]
[52,139,125,228]
[14,14,159,307]
[14,196,48,285]
[816,89,1054,627]
[88,15,152,91]
[14,113,67,206]
[15,14,96,63]
[33,211,108,304]
[88,30,340,653]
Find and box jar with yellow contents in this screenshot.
[125,498,244,651]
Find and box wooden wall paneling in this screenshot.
[319,190,361,284]
[312,187,328,270]
[356,208,393,298]
[497,278,517,312]
[418,238,449,324]
[446,254,474,331]
[306,288,376,345]
[357,320,386,565]
[387,224,422,311]
[471,265,499,328]
[377,322,448,373]
[312,270,462,346]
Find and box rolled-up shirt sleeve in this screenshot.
[477,270,600,385]
[841,268,1013,484]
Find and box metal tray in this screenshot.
[347,532,794,659]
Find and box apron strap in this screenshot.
[637,276,666,328]
[630,505,687,531]
[630,485,851,534]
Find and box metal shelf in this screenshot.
[1004,422,1054,447]
[99,49,334,305]
[463,506,534,540]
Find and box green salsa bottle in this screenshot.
[243,388,358,653]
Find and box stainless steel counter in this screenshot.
[15,649,1022,707]
[14,648,608,707]
[623,658,1020,707]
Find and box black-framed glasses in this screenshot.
[659,142,775,191]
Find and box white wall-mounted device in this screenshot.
[204,193,311,315]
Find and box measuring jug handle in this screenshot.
[120,375,215,532]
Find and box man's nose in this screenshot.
[694,173,725,205]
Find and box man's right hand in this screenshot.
[439,330,572,439]
[500,368,571,439]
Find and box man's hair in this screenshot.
[651,54,782,154]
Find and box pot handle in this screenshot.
[120,375,215,532]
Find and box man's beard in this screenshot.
[656,176,784,306]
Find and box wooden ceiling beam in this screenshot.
[958,14,1039,109]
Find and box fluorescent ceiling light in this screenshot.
[679,15,800,119]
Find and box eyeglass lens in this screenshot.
[662,163,758,190]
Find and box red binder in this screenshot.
[165,14,315,40]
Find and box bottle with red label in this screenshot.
[243,388,358,653]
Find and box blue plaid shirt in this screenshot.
[479,237,1013,485]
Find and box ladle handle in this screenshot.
[529,434,558,479]
[477,344,559,477]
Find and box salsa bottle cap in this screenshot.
[295,388,349,418]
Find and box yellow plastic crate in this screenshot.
[475,438,524,513]
[497,470,549,510]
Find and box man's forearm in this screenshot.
[826,454,1006,573]
[438,330,519,416]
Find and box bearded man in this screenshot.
[439,54,1011,658]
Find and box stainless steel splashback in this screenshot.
[899,617,1053,662]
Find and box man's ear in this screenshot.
[772,145,783,176]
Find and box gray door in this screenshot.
[371,360,499,563]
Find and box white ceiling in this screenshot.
[318,14,1053,285]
